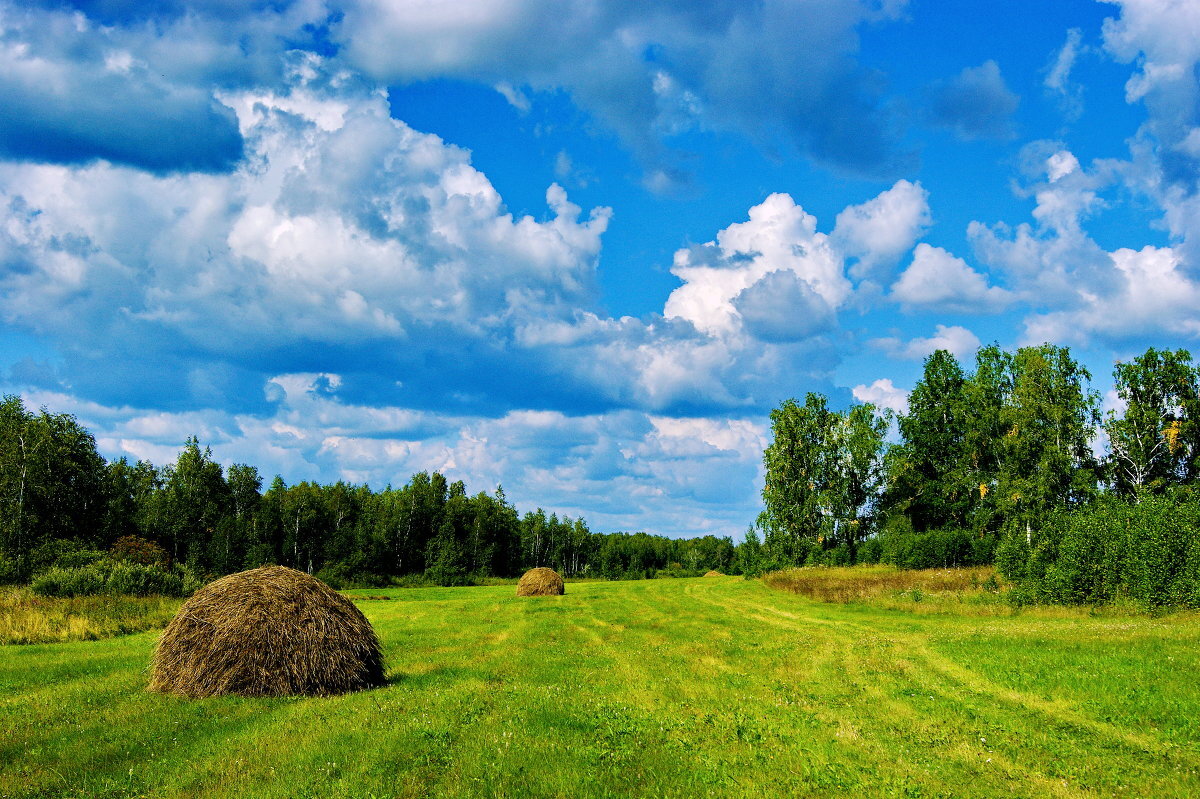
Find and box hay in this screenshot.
[703,570,724,577]
[516,567,565,597]
[148,566,385,698]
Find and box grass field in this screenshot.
[3,574,1200,798]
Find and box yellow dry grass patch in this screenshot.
[0,586,179,644]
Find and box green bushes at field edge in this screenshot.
[31,560,205,598]
[997,490,1200,608]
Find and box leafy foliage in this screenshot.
[997,491,1200,607]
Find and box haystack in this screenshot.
[148,565,385,698]
[516,567,565,597]
[703,570,724,577]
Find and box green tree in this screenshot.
[760,393,837,565]
[831,403,890,560]
[1106,348,1199,496]
[157,437,231,571]
[736,526,766,577]
[892,350,972,531]
[0,396,107,577]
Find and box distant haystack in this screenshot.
[703,570,724,577]
[148,566,385,698]
[516,567,565,597]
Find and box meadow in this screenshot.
[3,573,1200,798]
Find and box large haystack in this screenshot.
[703,570,724,577]
[516,567,565,597]
[148,566,385,698]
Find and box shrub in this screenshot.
[316,563,391,590]
[858,538,883,564]
[110,536,170,568]
[32,565,108,598]
[998,492,1200,608]
[31,561,193,598]
[882,528,982,570]
[107,562,185,597]
[28,539,106,574]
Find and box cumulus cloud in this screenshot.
[891,244,1011,313]
[851,378,909,415]
[923,60,1020,140]
[832,179,931,281]
[733,270,836,343]
[0,58,926,419]
[966,141,1144,334]
[0,60,611,411]
[665,192,850,337]
[1102,0,1200,267]
[1022,245,1200,344]
[870,324,981,361]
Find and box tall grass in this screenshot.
[762,564,1004,611]
[0,586,180,644]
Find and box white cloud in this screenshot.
[851,378,909,415]
[494,81,531,113]
[871,324,982,361]
[0,63,612,400]
[832,179,931,281]
[1022,245,1200,344]
[665,192,850,337]
[1100,1,1200,276]
[891,244,1011,313]
[966,142,1120,313]
[1045,28,1086,119]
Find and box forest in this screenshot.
[3,342,1199,606]
[0,398,736,591]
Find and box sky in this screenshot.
[2,0,1200,540]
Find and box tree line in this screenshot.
[0,396,736,588]
[756,344,1200,604]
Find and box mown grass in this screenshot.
[3,575,1200,797]
[0,586,181,645]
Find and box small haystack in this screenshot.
[148,565,385,698]
[516,567,565,597]
[703,570,724,577]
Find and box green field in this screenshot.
[3,575,1200,798]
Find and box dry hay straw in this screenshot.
[148,565,385,698]
[703,570,724,577]
[516,567,565,597]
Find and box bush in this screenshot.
[31,561,193,598]
[315,563,391,590]
[28,539,106,575]
[881,528,983,570]
[858,537,883,564]
[0,552,18,585]
[998,492,1200,608]
[110,536,170,568]
[32,565,108,598]
[107,562,184,596]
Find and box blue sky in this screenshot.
[2,0,1199,539]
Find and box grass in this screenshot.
[764,564,1000,606]
[3,573,1200,797]
[0,586,181,645]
